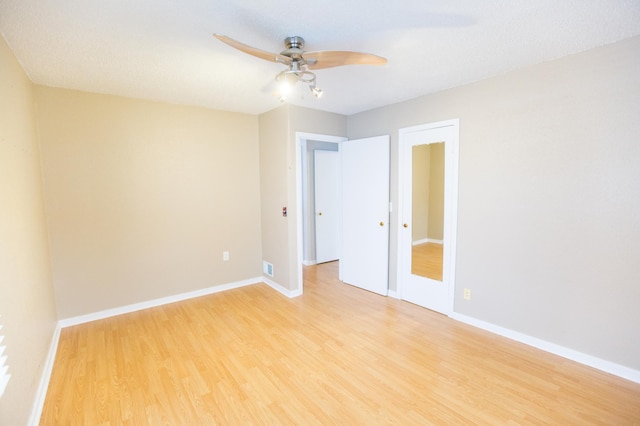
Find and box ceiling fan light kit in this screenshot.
[274,55,322,102]
[214,34,386,102]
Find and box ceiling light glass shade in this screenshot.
[277,77,294,100]
[275,65,322,102]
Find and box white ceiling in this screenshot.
[1,0,639,116]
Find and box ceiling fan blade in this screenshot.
[214,34,292,65]
[304,51,387,70]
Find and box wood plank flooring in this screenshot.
[412,242,443,280]
[41,261,640,424]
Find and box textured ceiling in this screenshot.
[1,0,639,115]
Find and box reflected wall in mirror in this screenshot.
[411,142,444,281]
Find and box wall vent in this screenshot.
[263,261,274,277]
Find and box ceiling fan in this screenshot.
[214,34,387,101]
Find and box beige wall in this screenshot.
[427,142,444,241]
[348,35,640,370]
[0,36,58,424]
[259,105,346,291]
[412,145,430,242]
[411,143,444,242]
[35,87,262,319]
[258,106,291,288]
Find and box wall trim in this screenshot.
[59,276,303,329]
[387,289,400,299]
[412,238,444,246]
[263,277,303,298]
[451,312,640,384]
[302,260,316,266]
[28,324,61,426]
[59,277,264,328]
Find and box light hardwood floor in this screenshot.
[41,262,640,424]
[412,242,443,280]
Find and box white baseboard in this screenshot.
[451,312,640,384]
[29,324,61,426]
[59,277,263,328]
[302,260,316,266]
[388,289,400,299]
[263,277,303,298]
[412,238,443,246]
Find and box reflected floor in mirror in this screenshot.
[412,242,443,280]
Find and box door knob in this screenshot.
[318,212,323,216]
[403,223,408,228]
[379,221,385,227]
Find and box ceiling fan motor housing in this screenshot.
[285,36,305,50]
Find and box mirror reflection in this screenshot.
[411,142,444,281]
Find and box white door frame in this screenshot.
[396,119,459,315]
[295,132,348,294]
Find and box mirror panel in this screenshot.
[411,142,444,281]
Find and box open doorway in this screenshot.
[301,140,340,265]
[295,133,347,292]
[295,132,391,296]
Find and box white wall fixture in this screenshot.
[263,261,274,277]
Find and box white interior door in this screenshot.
[398,121,458,314]
[314,150,340,263]
[341,135,390,296]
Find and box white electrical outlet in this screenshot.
[463,288,471,300]
[223,251,229,261]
